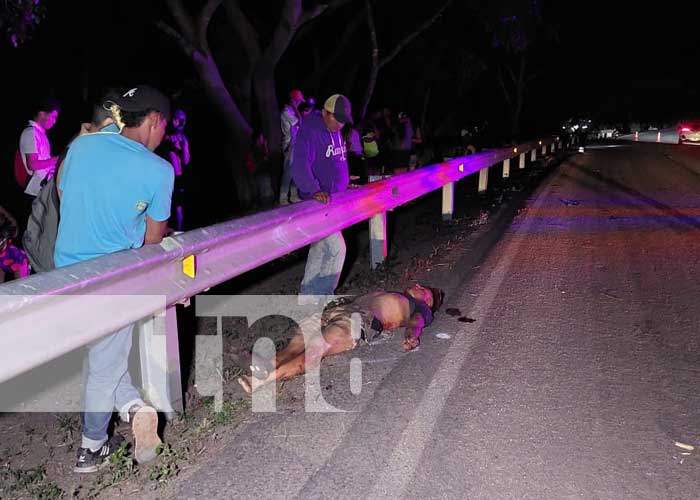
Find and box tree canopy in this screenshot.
[0,0,46,47]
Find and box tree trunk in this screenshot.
[193,53,252,138]
[160,0,337,209]
[192,52,257,207]
[253,68,282,164]
[230,70,254,123]
[359,63,379,122]
[226,135,254,210]
[359,0,379,121]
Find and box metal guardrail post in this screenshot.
[478,168,489,192]
[519,152,526,169]
[531,148,537,162]
[137,305,183,417]
[541,143,547,155]
[502,158,511,178]
[370,211,388,269]
[442,182,454,221]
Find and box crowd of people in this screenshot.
[1,84,454,473]
[2,94,193,284]
[278,90,429,199]
[4,87,474,285]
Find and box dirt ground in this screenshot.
[0,152,561,500]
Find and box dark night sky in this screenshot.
[2,0,700,159]
[551,1,700,121]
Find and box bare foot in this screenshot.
[237,375,252,394]
[402,337,420,351]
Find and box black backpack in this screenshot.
[23,176,60,272]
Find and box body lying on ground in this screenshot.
[237,283,444,394]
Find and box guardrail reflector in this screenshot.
[182,255,196,278]
[459,164,464,172]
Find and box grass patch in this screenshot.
[0,464,64,500]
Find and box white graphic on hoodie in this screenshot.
[325,131,347,161]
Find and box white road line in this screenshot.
[367,167,561,500]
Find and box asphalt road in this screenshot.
[619,127,680,144]
[173,142,700,500]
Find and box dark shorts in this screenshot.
[0,244,28,274]
[319,297,382,345]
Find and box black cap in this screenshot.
[109,85,171,119]
[323,94,353,125]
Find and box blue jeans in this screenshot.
[300,232,346,296]
[81,324,143,448]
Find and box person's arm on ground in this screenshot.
[401,312,426,351]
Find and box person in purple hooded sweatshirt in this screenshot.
[291,94,352,298]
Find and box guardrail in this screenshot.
[0,137,561,412]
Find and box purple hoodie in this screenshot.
[291,111,349,200]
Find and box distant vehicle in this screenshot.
[678,122,700,145]
[561,117,592,134]
[597,128,619,139]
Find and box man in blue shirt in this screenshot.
[55,86,174,473]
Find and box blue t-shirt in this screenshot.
[54,132,174,267]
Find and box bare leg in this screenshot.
[273,332,306,368]
[238,325,355,394]
[255,313,325,374]
[247,330,306,380]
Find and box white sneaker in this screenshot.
[130,406,162,464]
